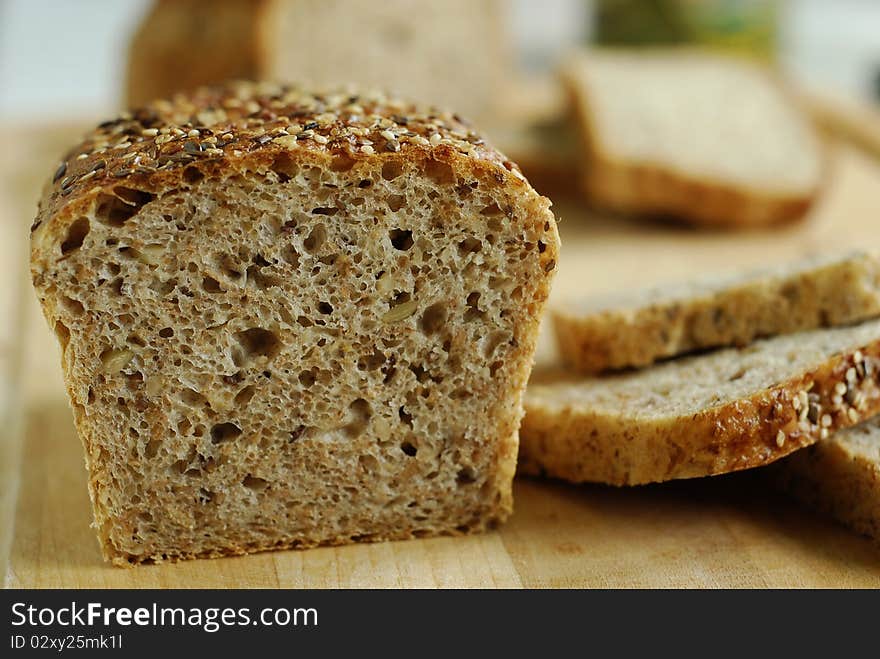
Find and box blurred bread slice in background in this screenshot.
[127,0,509,122]
[771,418,880,545]
[561,49,827,228]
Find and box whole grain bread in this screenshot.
[770,418,880,544]
[30,81,559,565]
[553,251,880,374]
[127,0,508,123]
[521,320,880,486]
[561,50,825,228]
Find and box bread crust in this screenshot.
[770,420,880,544]
[521,336,880,486]
[31,82,559,565]
[553,252,880,374]
[561,51,826,228]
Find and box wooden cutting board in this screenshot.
[3,120,880,588]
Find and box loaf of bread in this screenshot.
[561,50,825,227]
[771,417,880,544]
[30,81,559,565]
[521,320,880,485]
[127,0,508,122]
[553,251,880,374]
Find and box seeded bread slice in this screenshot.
[553,251,880,374]
[561,50,825,227]
[770,418,880,544]
[521,320,880,486]
[30,81,559,565]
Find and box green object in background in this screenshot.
[594,0,779,60]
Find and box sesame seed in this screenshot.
[187,129,200,137]
[834,382,847,396]
[361,145,375,154]
[76,153,89,160]
[854,350,864,363]
[792,396,801,411]
[820,428,829,440]
[846,367,857,382]
[775,430,785,448]
[820,413,832,427]
[313,134,329,144]
[141,128,159,137]
[380,129,396,141]
[430,133,442,146]
[832,394,843,406]
[847,408,859,423]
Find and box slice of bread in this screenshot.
[30,82,559,565]
[553,251,880,374]
[561,50,825,227]
[521,319,880,486]
[771,418,880,544]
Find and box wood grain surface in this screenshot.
[3,122,880,588]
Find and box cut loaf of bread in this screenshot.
[30,81,559,565]
[561,50,825,227]
[770,418,880,544]
[553,251,880,374]
[521,319,880,486]
[127,0,507,122]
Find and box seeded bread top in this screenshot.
[31,81,529,240]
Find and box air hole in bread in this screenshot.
[60,218,90,254]
[381,160,403,181]
[359,454,380,472]
[358,349,385,371]
[95,187,154,226]
[183,166,204,184]
[480,203,503,216]
[158,327,173,338]
[210,422,242,444]
[233,328,281,365]
[234,385,255,406]
[298,370,316,387]
[456,467,476,485]
[126,333,146,348]
[424,158,455,184]
[242,475,268,491]
[389,229,413,251]
[54,321,71,352]
[144,438,162,459]
[420,302,447,335]
[458,237,482,254]
[387,194,405,212]
[400,440,417,457]
[179,388,207,407]
[303,224,327,253]
[345,398,372,438]
[318,301,333,314]
[399,406,413,428]
[60,295,85,316]
[271,152,299,181]
[330,154,355,172]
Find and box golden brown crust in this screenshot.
[520,341,880,486]
[32,81,529,269]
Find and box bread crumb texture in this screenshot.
[30,81,559,565]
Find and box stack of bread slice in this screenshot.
[521,251,880,543]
